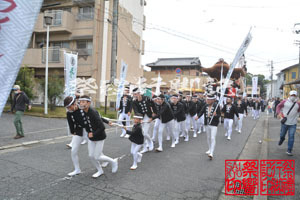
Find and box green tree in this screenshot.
[15,66,36,99]
[40,71,64,111]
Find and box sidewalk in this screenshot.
[218,113,299,200]
[267,116,300,200]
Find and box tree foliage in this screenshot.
[40,71,64,111]
[15,66,36,99]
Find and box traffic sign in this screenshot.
[175,68,182,74]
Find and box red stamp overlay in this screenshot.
[225,160,295,196]
[260,160,295,195]
[225,160,259,195]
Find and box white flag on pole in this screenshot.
[220,29,252,103]
[64,52,78,97]
[209,29,252,124]
[252,76,258,97]
[155,72,162,95]
[116,60,128,109]
[0,0,43,116]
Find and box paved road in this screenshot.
[0,113,260,199]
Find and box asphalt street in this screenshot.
[0,112,295,200]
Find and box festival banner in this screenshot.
[252,76,258,97]
[155,72,162,95]
[220,29,252,102]
[116,60,128,109]
[64,52,78,97]
[210,29,252,124]
[0,0,43,116]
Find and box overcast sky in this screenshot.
[142,0,300,79]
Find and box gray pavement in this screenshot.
[267,115,300,200]
[0,112,295,199]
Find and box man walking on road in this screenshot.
[11,85,31,139]
[276,90,300,156]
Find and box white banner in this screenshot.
[220,29,252,103]
[0,0,43,116]
[252,76,258,97]
[116,60,128,109]
[209,29,252,124]
[155,72,162,95]
[64,52,78,97]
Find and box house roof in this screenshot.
[281,63,300,72]
[146,57,201,68]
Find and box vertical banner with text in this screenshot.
[0,0,43,116]
[252,76,258,97]
[64,52,78,97]
[116,60,128,109]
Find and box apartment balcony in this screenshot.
[73,0,95,5]
[34,10,74,33]
[21,48,93,71]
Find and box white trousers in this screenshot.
[253,110,260,119]
[118,112,131,134]
[186,114,197,133]
[88,140,115,172]
[158,120,175,149]
[197,115,205,132]
[206,125,218,156]
[131,143,142,167]
[224,118,233,137]
[70,131,89,171]
[142,115,153,149]
[152,118,161,141]
[175,120,187,139]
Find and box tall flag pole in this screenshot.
[209,28,253,124]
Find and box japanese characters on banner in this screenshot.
[209,29,252,124]
[0,0,43,116]
[64,52,78,97]
[219,29,252,103]
[116,60,128,109]
[252,76,258,97]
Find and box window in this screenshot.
[284,74,286,81]
[51,41,70,49]
[44,10,62,26]
[78,7,94,20]
[292,72,296,79]
[77,40,93,55]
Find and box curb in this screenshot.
[0,135,71,151]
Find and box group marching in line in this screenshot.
[64,86,266,178]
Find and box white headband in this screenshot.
[65,97,75,108]
[78,98,91,102]
[133,115,143,119]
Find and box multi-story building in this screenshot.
[281,63,300,98]
[144,57,208,94]
[21,0,146,105]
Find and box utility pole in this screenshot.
[295,40,300,64]
[270,60,274,98]
[110,0,118,83]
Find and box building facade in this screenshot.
[21,0,146,104]
[144,57,208,94]
[281,63,300,98]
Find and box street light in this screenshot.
[44,14,52,115]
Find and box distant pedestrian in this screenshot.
[276,90,300,156]
[11,85,31,139]
[274,97,281,118]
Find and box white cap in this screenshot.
[13,85,20,90]
[289,90,297,96]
